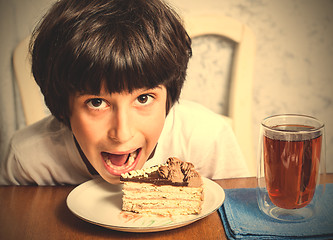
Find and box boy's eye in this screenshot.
[86,98,108,109]
[136,94,153,105]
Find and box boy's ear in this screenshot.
[165,95,172,116]
[165,96,175,116]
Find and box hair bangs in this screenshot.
[69,20,179,96]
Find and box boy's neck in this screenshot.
[73,136,99,176]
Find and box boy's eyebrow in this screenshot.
[75,86,163,97]
[131,86,164,95]
[75,91,98,97]
[141,86,163,91]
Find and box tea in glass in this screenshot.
[257,114,325,221]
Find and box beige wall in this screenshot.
[168,0,333,173]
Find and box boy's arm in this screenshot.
[0,144,35,185]
[209,123,251,179]
[186,115,250,180]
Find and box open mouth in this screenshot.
[101,148,141,176]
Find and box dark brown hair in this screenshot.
[31,0,192,126]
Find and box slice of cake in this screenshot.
[120,157,204,216]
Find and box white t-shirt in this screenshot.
[0,100,249,185]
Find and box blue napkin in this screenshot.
[218,184,333,240]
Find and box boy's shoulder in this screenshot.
[172,99,230,127]
[164,99,233,144]
[3,116,89,185]
[11,116,69,149]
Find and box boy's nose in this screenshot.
[107,107,134,143]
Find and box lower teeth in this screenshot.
[106,159,111,166]
[105,151,138,168]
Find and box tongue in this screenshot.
[107,153,129,166]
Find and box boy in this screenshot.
[0,0,249,185]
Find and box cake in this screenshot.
[120,157,204,216]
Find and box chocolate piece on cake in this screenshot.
[120,157,204,216]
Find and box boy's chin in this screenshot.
[101,175,122,185]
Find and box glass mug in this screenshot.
[257,114,326,221]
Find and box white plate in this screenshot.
[67,177,225,232]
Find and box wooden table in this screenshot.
[0,176,331,240]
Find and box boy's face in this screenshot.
[69,85,167,184]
